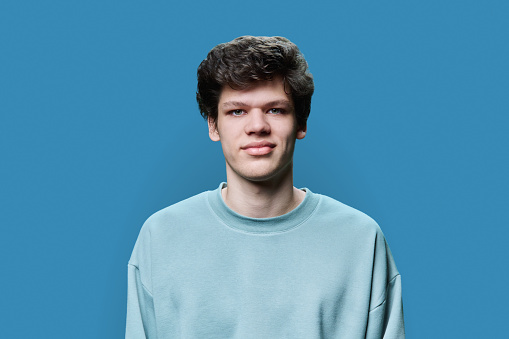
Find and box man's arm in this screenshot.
[126,263,157,339]
[126,222,157,339]
[365,273,405,338]
[365,231,405,338]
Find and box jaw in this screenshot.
[224,156,295,187]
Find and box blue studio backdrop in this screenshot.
[1,1,508,338]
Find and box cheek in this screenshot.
[281,126,298,142]
[219,135,237,156]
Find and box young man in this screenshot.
[126,36,405,338]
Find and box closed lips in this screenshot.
[241,142,276,149]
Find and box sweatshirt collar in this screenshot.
[207,182,320,234]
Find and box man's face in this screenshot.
[209,77,306,183]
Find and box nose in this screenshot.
[244,109,271,135]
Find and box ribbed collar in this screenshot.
[207,182,320,234]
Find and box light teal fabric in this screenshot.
[126,183,405,338]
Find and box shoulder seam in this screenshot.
[369,274,400,313]
[128,263,154,297]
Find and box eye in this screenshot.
[268,108,284,114]
[229,109,245,116]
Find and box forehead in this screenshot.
[218,78,292,108]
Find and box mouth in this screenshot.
[241,141,276,156]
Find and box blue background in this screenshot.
[1,1,507,337]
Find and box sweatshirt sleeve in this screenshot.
[126,224,158,339]
[365,232,405,338]
[126,264,157,338]
[366,273,405,338]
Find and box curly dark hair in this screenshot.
[196,36,314,127]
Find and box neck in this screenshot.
[222,166,305,218]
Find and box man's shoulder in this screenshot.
[129,189,215,266]
[142,189,212,232]
[312,192,382,235]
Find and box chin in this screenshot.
[238,167,287,183]
[227,160,292,183]
[240,172,275,182]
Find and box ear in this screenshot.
[296,124,307,140]
[208,117,220,141]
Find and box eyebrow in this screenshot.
[221,100,293,109]
[221,101,248,108]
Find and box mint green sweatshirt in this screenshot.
[126,183,404,338]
